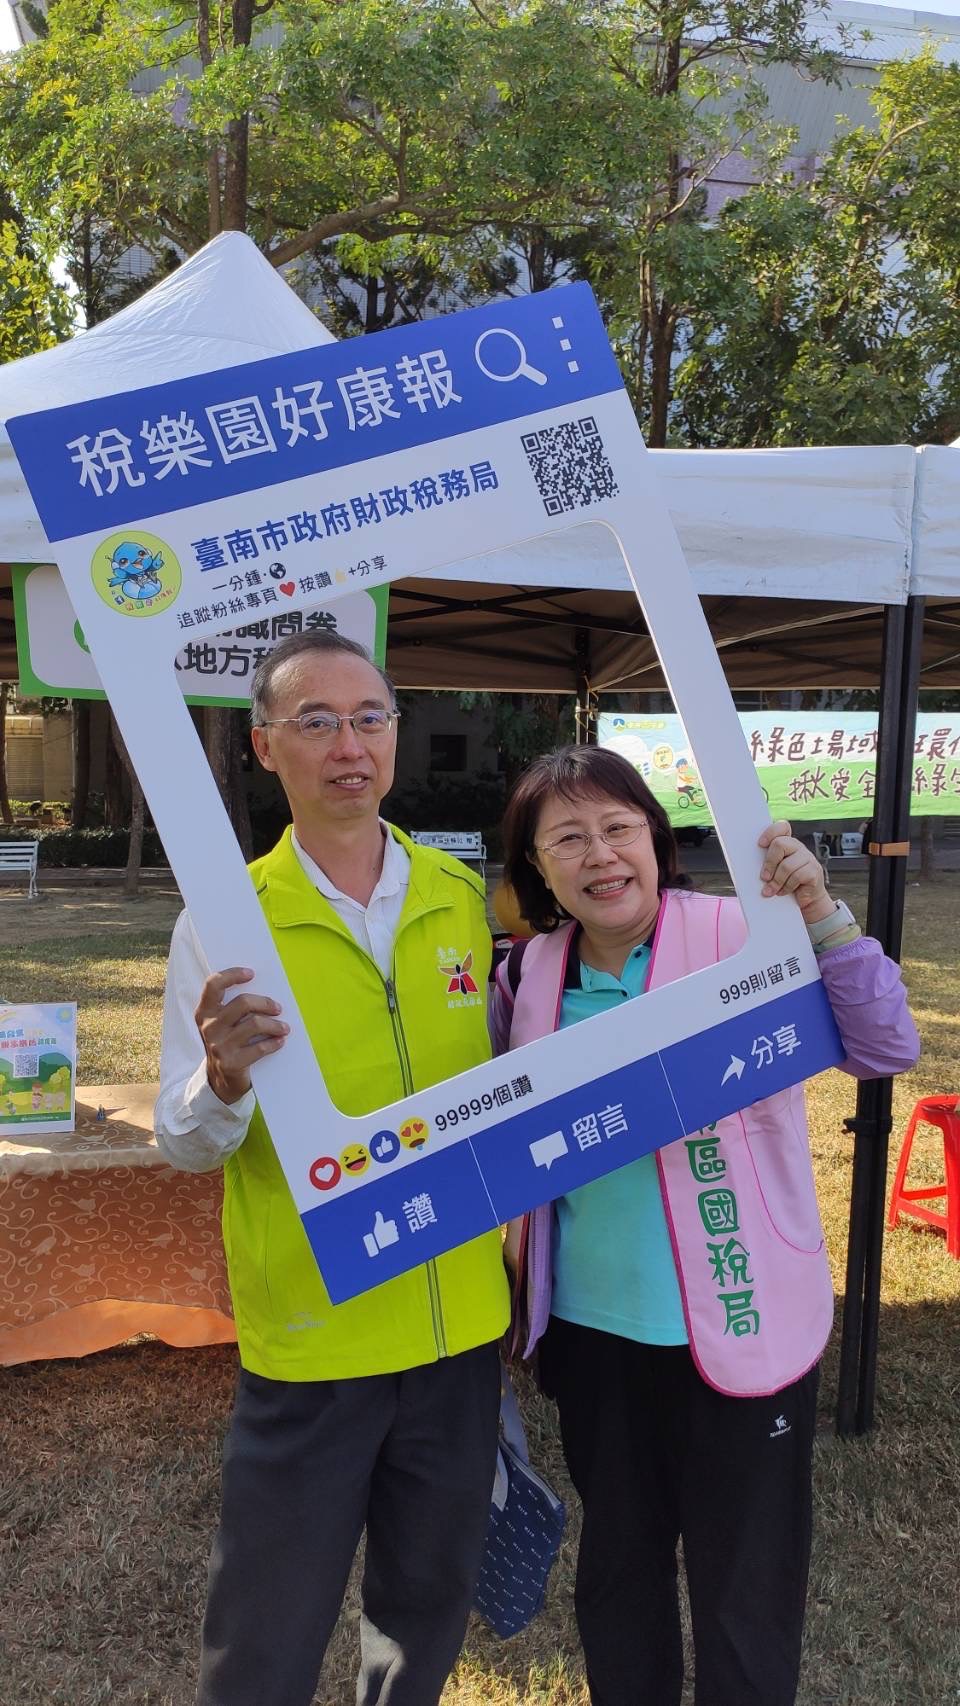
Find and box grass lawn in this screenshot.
[0,874,958,1705]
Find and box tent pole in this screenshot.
[835,598,924,1436]
[575,627,597,745]
[835,602,904,1437]
[855,595,924,1434]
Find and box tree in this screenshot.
[555,0,841,444]
[0,188,72,362]
[458,691,575,792]
[0,2,839,392]
[675,50,960,448]
[108,713,146,899]
[0,684,12,826]
[0,1,623,271]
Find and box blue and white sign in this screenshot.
[7,278,843,1305]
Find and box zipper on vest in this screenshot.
[383,973,448,1359]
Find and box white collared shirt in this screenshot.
[154,824,411,1172]
[290,824,409,977]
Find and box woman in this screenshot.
[491,745,919,1706]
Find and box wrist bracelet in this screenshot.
[805,900,857,946]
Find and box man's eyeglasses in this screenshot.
[537,820,649,860]
[259,709,402,741]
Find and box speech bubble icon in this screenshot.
[530,1130,569,1171]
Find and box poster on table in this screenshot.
[7,279,845,1304]
[0,1003,76,1136]
[601,710,960,826]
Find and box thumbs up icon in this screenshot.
[363,1211,400,1259]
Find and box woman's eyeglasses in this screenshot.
[537,820,649,860]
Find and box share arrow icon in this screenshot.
[721,1055,746,1086]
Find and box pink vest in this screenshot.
[502,889,834,1397]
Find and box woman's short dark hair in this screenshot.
[502,745,690,934]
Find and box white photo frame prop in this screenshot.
[7,284,843,1304]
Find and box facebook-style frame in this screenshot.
[7,283,843,1304]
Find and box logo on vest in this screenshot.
[769,1413,791,1439]
[436,946,482,1010]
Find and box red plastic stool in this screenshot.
[888,1095,960,1258]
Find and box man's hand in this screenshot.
[757,820,835,923]
[195,968,290,1106]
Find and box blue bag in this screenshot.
[474,1372,566,1639]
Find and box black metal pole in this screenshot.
[835,598,925,1436]
[855,595,924,1434]
[835,603,904,1436]
[575,627,597,744]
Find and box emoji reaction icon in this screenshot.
[340,1143,370,1177]
[370,1130,401,1166]
[309,1156,342,1192]
[398,1116,429,1150]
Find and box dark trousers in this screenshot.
[539,1317,819,1706]
[196,1342,501,1706]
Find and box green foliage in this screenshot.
[0,216,72,360]
[0,0,630,271]
[389,770,508,855]
[7,799,71,822]
[457,691,576,773]
[1,825,167,866]
[5,1,957,452]
[675,49,960,447]
[0,0,840,417]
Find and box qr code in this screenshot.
[14,1051,38,1079]
[521,417,619,517]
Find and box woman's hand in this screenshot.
[757,821,835,923]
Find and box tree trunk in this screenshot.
[81,214,96,328]
[221,0,257,231]
[919,815,936,881]
[230,714,254,861]
[644,33,683,450]
[72,700,91,828]
[223,115,249,229]
[647,304,677,448]
[125,776,146,899]
[528,230,547,293]
[204,706,253,860]
[204,705,232,802]
[110,714,144,899]
[0,683,12,824]
[364,275,380,333]
[104,719,129,830]
[197,0,222,235]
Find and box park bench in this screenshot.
[411,830,487,880]
[0,840,39,901]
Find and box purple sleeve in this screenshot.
[818,935,920,1079]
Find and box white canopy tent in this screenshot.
[1,231,958,693]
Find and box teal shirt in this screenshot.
[550,941,689,1345]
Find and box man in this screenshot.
[155,631,509,1706]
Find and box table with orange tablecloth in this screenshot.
[0,1083,236,1365]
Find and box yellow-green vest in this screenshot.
[222,825,510,1379]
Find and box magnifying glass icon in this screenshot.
[474,327,548,386]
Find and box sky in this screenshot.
[0,5,18,51]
